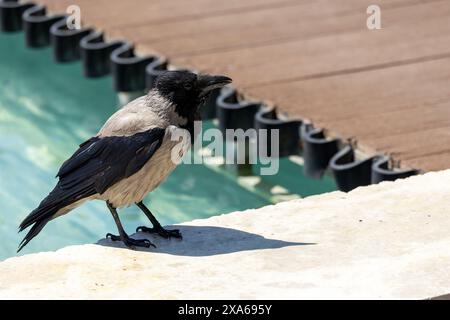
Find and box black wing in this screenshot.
[57,127,166,193]
[19,127,166,243]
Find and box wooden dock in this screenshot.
[39,0,450,171]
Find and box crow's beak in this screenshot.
[198,74,232,97]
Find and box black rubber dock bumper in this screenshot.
[0,0,33,32]
[80,32,124,78]
[371,156,420,184]
[50,18,92,62]
[22,5,65,48]
[254,108,302,157]
[110,43,161,92]
[216,86,261,133]
[145,56,169,90]
[329,144,377,192]
[301,124,340,179]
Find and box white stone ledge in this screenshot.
[1,170,450,299]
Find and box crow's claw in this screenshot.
[136,226,182,239]
[106,233,156,249]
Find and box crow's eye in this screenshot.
[184,83,193,90]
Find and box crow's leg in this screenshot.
[106,201,156,249]
[135,201,182,239]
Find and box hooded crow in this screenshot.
[18,71,232,251]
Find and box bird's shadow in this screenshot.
[97,225,314,257]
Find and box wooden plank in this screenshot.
[246,57,450,171]
[370,127,450,172]
[40,0,430,55]
[41,0,300,28]
[120,0,386,41]
[171,0,450,86]
[139,0,443,57]
[35,0,450,171]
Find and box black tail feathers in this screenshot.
[17,218,50,253]
[18,177,97,252]
[17,193,65,252]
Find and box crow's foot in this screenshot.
[106,233,156,249]
[136,226,182,239]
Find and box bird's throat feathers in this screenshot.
[147,89,200,138]
[146,90,191,127]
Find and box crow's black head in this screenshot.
[154,70,232,119]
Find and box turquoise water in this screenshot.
[0,33,336,261]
